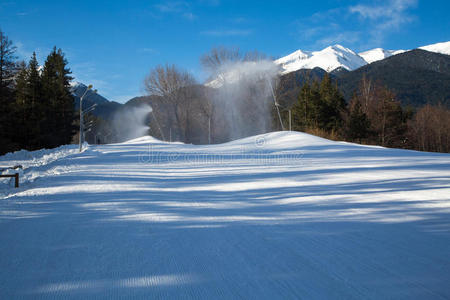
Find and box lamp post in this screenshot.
[266,77,285,131]
[79,84,93,152]
[289,109,292,131]
[274,101,292,131]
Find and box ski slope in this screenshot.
[1,132,450,299]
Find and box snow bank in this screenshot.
[120,136,165,144]
[0,144,82,189]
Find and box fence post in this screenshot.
[14,173,19,188]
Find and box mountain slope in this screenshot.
[277,67,330,106]
[71,82,109,105]
[338,49,450,107]
[71,82,122,120]
[275,41,450,75]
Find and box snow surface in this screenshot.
[275,45,367,74]
[419,41,450,56]
[358,48,406,64]
[0,145,81,189]
[1,131,450,299]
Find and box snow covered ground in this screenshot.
[1,131,450,299]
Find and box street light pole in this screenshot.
[79,84,93,152]
[289,109,292,131]
[208,117,211,144]
[266,77,285,131]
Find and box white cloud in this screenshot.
[349,0,417,45]
[197,0,220,6]
[294,9,357,49]
[350,0,417,29]
[294,0,418,50]
[229,17,248,24]
[183,12,196,20]
[201,29,253,37]
[14,42,50,64]
[154,1,196,21]
[137,48,159,54]
[315,31,362,47]
[155,1,189,13]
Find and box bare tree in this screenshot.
[408,104,450,152]
[143,64,196,142]
[242,50,268,62]
[200,46,242,74]
[0,29,18,154]
[352,77,406,147]
[358,74,373,114]
[201,47,269,75]
[0,29,17,100]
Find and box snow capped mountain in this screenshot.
[419,41,450,56]
[71,82,109,105]
[275,45,367,74]
[358,48,406,64]
[275,41,449,75]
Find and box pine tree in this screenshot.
[41,47,74,148]
[27,52,43,148]
[373,87,405,147]
[292,81,311,131]
[318,73,346,132]
[292,75,346,135]
[14,61,29,147]
[345,98,370,143]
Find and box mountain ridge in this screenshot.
[276,41,450,74]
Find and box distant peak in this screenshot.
[419,41,450,56]
[325,44,354,53]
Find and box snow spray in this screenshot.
[111,104,152,142]
[210,60,280,140]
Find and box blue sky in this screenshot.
[1,0,449,103]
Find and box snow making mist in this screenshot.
[111,104,152,142]
[209,60,280,140]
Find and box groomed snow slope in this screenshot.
[1,132,450,299]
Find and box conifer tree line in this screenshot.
[0,29,75,154]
